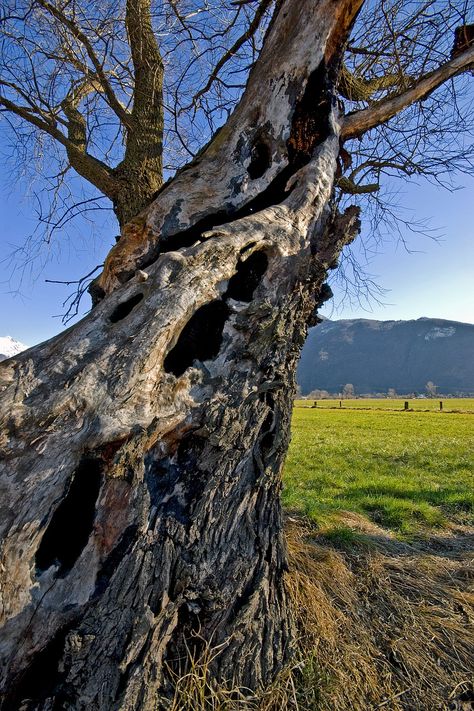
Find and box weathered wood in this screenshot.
[0,1,362,708]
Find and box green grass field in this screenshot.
[283,403,474,538]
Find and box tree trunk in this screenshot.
[112,164,164,229]
[0,1,362,708]
[112,0,165,228]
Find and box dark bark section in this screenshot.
[451,24,474,58]
[110,292,145,323]
[112,165,164,229]
[2,280,322,710]
[2,225,345,710]
[287,61,333,168]
[225,250,268,302]
[113,0,165,226]
[2,624,74,711]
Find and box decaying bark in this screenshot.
[0,1,362,708]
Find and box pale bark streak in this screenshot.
[93,0,348,299]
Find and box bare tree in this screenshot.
[0,0,273,231]
[1,0,472,283]
[332,0,474,301]
[0,1,473,709]
[342,383,355,398]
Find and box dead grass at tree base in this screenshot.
[166,515,473,710]
[283,515,474,711]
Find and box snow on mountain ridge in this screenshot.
[0,336,28,360]
[424,326,456,340]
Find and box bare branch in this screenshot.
[37,0,132,128]
[337,177,380,194]
[188,0,273,111]
[46,264,104,323]
[342,44,474,140]
[338,65,410,102]
[0,90,61,140]
[0,89,118,199]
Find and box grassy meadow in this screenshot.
[283,401,474,538]
[279,402,474,709]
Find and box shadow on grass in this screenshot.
[333,483,474,531]
[285,481,474,537]
[299,515,474,562]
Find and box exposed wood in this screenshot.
[91,0,363,302]
[0,0,363,708]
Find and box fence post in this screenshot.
[439,400,443,411]
[404,401,409,410]
[339,400,342,408]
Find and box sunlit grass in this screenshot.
[283,407,474,537]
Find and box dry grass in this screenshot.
[165,638,251,710]
[284,515,474,711]
[163,515,473,710]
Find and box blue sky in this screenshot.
[1,170,473,347]
[322,173,474,325]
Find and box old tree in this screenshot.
[0,0,473,708]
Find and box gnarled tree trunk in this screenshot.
[0,1,362,708]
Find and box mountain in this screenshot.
[297,317,474,396]
[0,336,28,362]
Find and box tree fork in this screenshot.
[0,1,362,708]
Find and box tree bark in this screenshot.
[111,0,165,227]
[0,1,362,708]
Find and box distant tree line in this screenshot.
[298,382,474,399]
